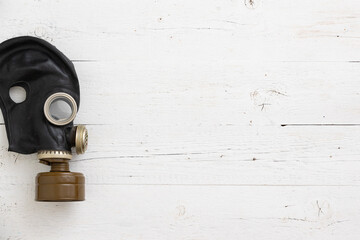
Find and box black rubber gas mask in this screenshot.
[0,36,88,201]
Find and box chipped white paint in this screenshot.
[1,0,360,239]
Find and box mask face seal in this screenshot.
[0,36,88,201]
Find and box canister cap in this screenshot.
[36,172,85,201]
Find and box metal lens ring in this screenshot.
[44,92,77,126]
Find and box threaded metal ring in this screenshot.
[44,92,77,126]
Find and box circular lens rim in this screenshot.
[44,92,77,126]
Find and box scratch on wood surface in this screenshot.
[151,152,213,156]
[71,60,98,62]
[316,200,324,216]
[250,89,287,111]
[72,155,151,162]
[259,103,271,111]
[176,205,186,217]
[283,217,310,222]
[86,183,360,187]
[73,151,221,162]
[244,0,258,9]
[211,19,254,26]
[268,90,288,96]
[14,154,19,164]
[144,27,231,31]
[281,124,360,127]
[327,220,349,227]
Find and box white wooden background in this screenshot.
[1,0,360,239]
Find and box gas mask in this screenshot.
[0,36,88,201]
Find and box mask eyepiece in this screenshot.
[44,92,77,126]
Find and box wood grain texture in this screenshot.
[1,0,360,239]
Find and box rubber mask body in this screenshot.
[0,36,80,154]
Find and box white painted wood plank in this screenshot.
[1,185,359,240]
[1,125,360,186]
[73,61,360,125]
[1,0,360,62]
[2,60,360,125]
